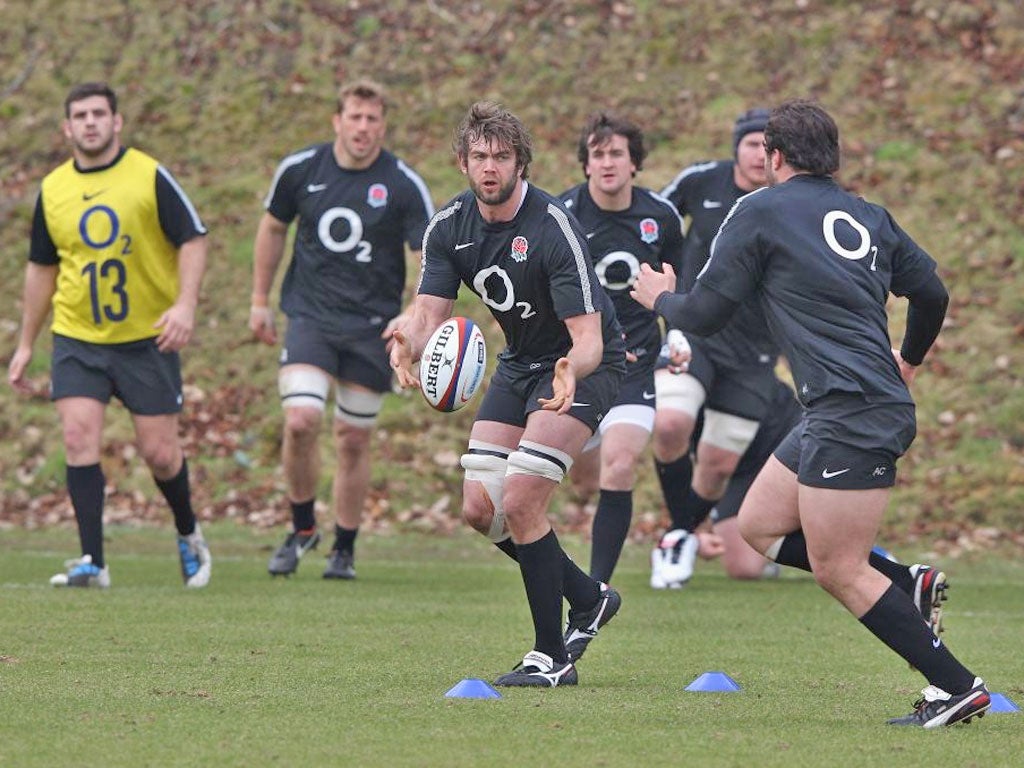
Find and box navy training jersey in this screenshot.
[560,184,683,366]
[661,160,778,369]
[419,183,624,375]
[700,174,938,406]
[264,144,434,333]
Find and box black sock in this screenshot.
[332,524,358,554]
[589,489,632,583]
[494,536,518,560]
[495,536,599,614]
[563,551,600,614]
[859,584,976,694]
[516,529,568,663]
[679,487,716,533]
[655,454,693,530]
[868,551,915,594]
[67,463,105,568]
[154,459,196,536]
[774,531,813,571]
[290,498,317,532]
[771,531,915,593]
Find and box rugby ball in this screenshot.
[419,317,487,412]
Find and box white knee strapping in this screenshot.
[279,366,330,411]
[702,409,760,454]
[654,370,706,417]
[334,384,383,428]
[507,440,574,484]
[460,447,508,542]
[599,403,656,434]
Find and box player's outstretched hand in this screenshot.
[249,304,277,346]
[630,262,676,311]
[155,302,196,352]
[538,357,576,415]
[382,313,405,342]
[390,328,419,389]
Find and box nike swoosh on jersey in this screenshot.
[454,242,474,250]
[82,189,107,200]
[702,199,722,208]
[307,183,327,192]
[821,467,851,479]
[642,391,655,400]
[586,232,596,239]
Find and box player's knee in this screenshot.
[279,367,329,439]
[140,439,181,477]
[333,420,372,458]
[462,495,495,537]
[652,413,693,460]
[737,513,768,555]
[61,423,98,460]
[601,451,639,489]
[723,555,768,580]
[461,449,508,541]
[701,450,742,479]
[809,558,856,598]
[283,406,322,439]
[654,373,704,449]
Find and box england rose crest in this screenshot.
[639,217,659,244]
[511,235,529,263]
[367,183,389,208]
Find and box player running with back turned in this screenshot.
[632,99,988,727]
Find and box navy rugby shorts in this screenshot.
[773,393,916,490]
[50,334,183,415]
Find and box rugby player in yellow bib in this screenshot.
[8,82,212,589]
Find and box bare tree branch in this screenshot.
[0,42,42,102]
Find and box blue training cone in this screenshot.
[445,678,503,699]
[988,693,1020,713]
[685,671,742,692]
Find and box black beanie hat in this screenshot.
[733,108,770,155]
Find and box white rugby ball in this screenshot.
[419,317,487,412]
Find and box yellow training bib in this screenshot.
[40,149,180,344]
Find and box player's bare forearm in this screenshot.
[562,312,604,380]
[404,295,453,359]
[154,236,206,352]
[251,213,289,302]
[16,263,58,352]
[176,235,207,309]
[9,263,57,391]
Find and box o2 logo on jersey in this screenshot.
[823,210,878,271]
[594,250,641,292]
[78,205,133,325]
[472,265,536,319]
[317,207,373,263]
[510,236,529,263]
[639,218,659,244]
[367,183,388,209]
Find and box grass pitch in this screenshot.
[1,524,1021,767]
